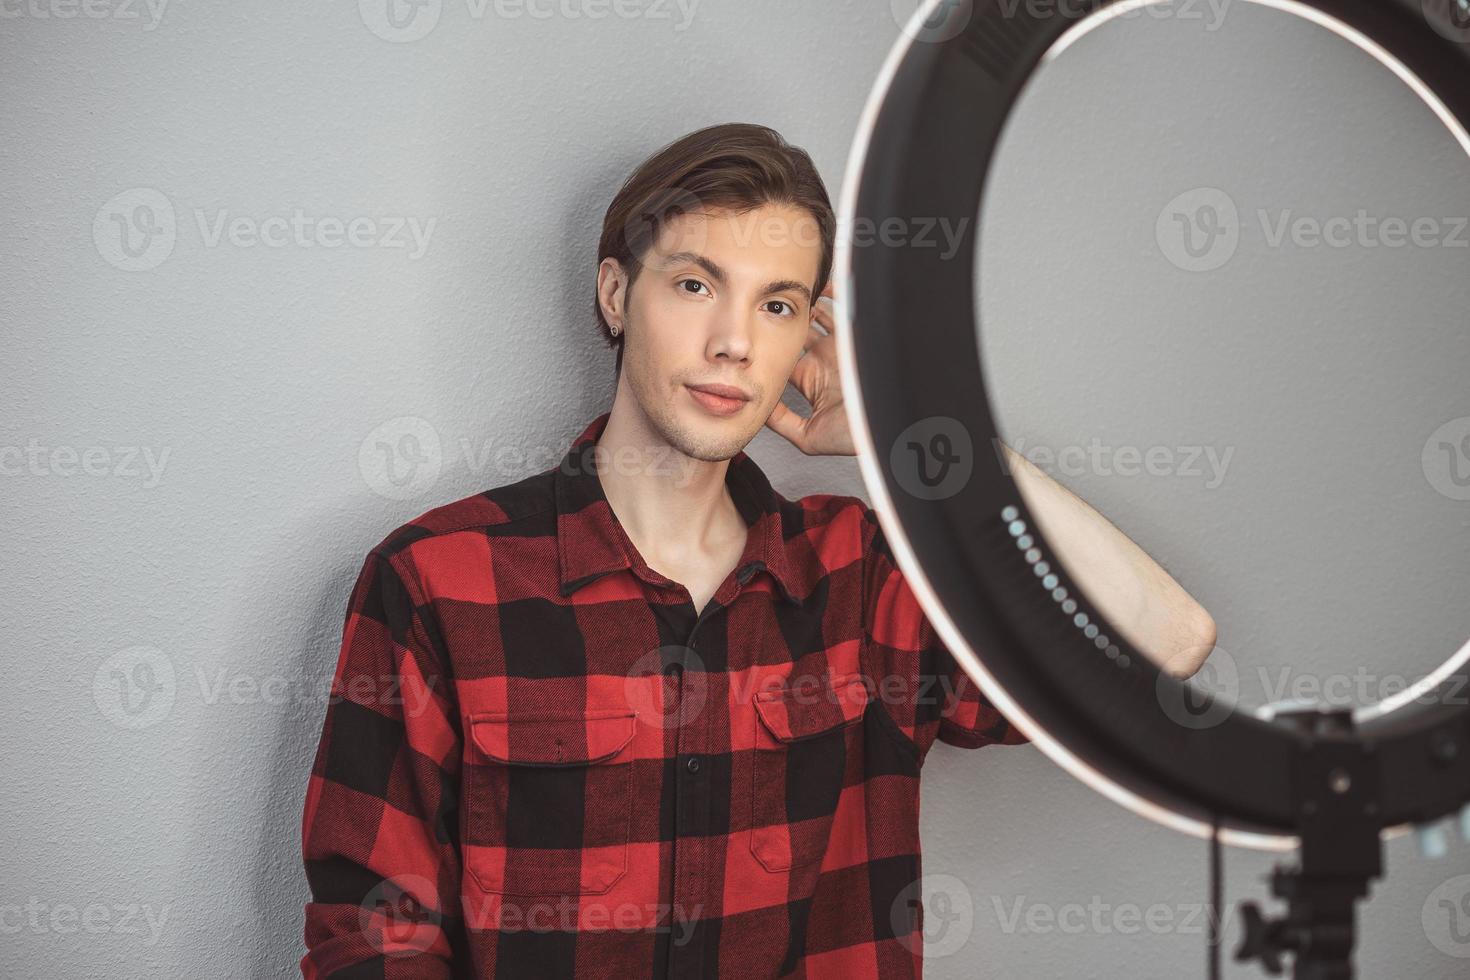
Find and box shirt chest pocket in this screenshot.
[463,709,636,896]
[750,674,870,872]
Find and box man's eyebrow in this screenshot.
[662,251,813,304]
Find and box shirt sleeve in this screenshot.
[858,505,1030,766]
[300,547,463,979]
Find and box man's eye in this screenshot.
[766,301,795,317]
[678,279,708,295]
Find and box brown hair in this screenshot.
[594,122,836,376]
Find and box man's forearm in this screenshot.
[1000,443,1216,679]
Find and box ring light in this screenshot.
[833,0,1470,973]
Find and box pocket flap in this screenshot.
[754,674,870,743]
[470,709,636,766]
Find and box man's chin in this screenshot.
[665,405,758,464]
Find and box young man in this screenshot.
[300,123,1216,979]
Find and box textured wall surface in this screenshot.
[3,1,1468,977]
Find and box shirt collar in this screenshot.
[553,410,803,606]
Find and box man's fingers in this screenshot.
[803,323,825,354]
[765,400,808,451]
[810,294,835,335]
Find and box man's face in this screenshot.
[606,202,822,463]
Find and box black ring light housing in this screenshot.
[834,0,1470,974]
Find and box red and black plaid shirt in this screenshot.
[301,410,1029,979]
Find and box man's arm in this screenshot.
[765,280,1215,681]
[300,547,463,978]
[860,505,1032,763]
[1000,443,1216,680]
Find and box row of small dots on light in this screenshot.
[1001,504,1130,668]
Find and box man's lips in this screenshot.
[686,383,751,416]
[687,383,751,401]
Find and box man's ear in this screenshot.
[597,257,628,328]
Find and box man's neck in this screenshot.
[596,397,747,587]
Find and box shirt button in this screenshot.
[685,755,701,773]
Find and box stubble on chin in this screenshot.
[652,388,763,468]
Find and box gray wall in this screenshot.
[3,1,1468,978]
